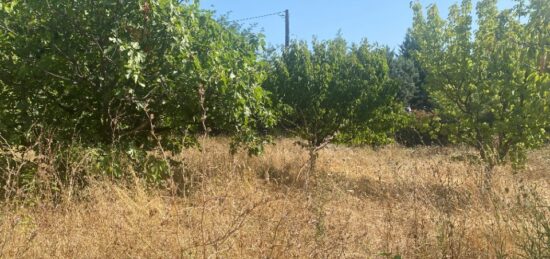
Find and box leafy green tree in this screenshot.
[0,0,273,153]
[264,37,404,180]
[387,49,421,107]
[519,0,549,74]
[0,2,15,140]
[398,29,432,110]
[174,6,275,154]
[410,0,550,186]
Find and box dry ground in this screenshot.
[1,138,549,258]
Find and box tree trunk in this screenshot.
[482,163,495,194]
[305,148,318,191]
[477,144,496,192]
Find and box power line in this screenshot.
[229,10,285,23]
[228,9,290,48]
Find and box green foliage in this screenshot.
[388,51,420,106]
[0,138,185,200]
[0,0,273,153]
[388,30,432,110]
[395,110,448,147]
[179,10,275,153]
[410,0,550,169]
[264,37,405,150]
[1,0,548,179]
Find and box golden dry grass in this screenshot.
[1,138,549,258]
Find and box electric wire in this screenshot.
[229,10,285,23]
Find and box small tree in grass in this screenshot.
[264,37,405,185]
[409,0,550,189]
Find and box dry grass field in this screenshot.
[1,138,549,258]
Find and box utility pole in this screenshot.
[285,9,290,48]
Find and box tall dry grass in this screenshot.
[0,137,549,258]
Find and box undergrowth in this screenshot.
[0,136,549,258]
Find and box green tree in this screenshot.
[410,0,550,187]
[398,29,432,110]
[387,49,421,108]
[0,0,273,153]
[264,37,404,182]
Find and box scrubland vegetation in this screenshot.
[0,0,548,258]
[0,138,549,258]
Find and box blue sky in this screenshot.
[201,0,516,50]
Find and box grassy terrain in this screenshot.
[1,138,549,258]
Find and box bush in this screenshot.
[0,129,189,201]
[0,0,273,153]
[395,110,449,147]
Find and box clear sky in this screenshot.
[200,0,516,50]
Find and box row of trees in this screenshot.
[0,0,549,176]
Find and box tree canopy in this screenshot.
[0,0,274,153]
[0,0,548,173]
[264,37,404,173]
[410,0,550,170]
